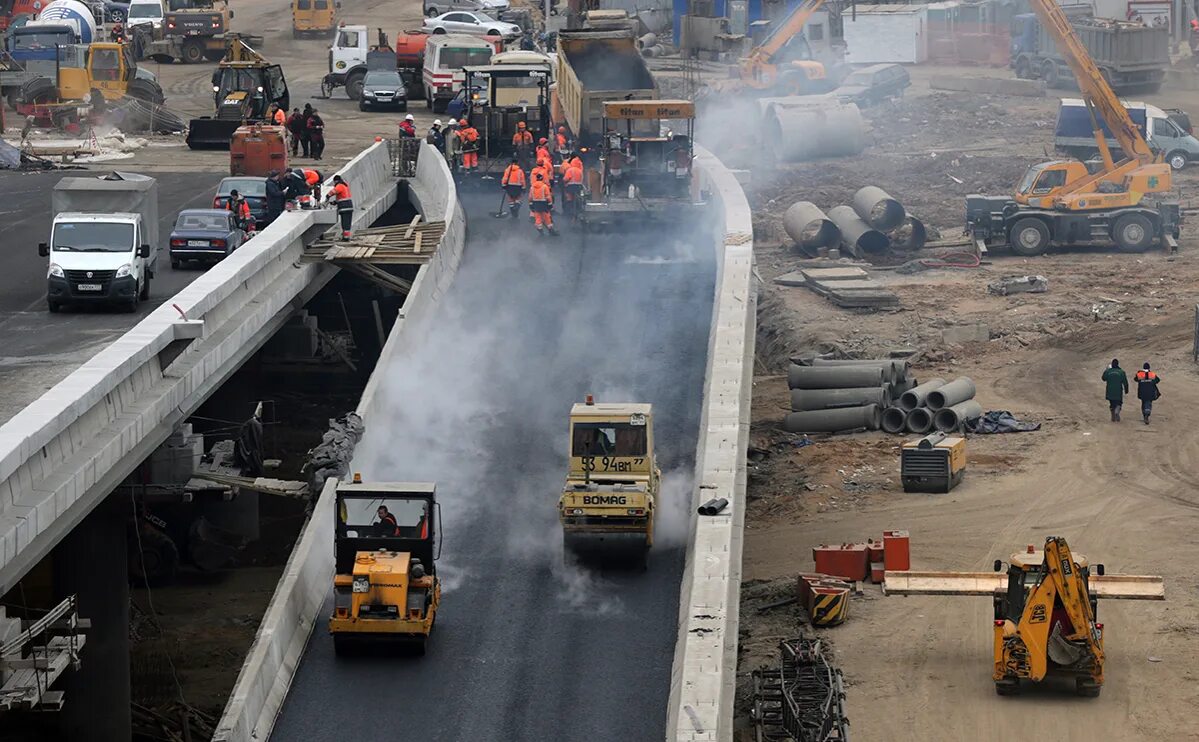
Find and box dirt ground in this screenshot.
[736,67,1199,740]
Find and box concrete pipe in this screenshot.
[880,406,908,434]
[926,377,977,411]
[766,102,865,162]
[827,205,888,258]
[641,44,665,57]
[790,386,891,411]
[905,407,934,434]
[784,404,880,433]
[783,201,840,252]
[811,359,909,384]
[894,376,917,395]
[889,216,928,251]
[852,185,906,231]
[636,32,657,49]
[787,364,887,390]
[898,378,947,411]
[933,400,984,432]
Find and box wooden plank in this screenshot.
[414,231,423,254]
[402,214,422,239]
[884,571,1165,600]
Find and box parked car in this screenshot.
[360,69,408,111]
[169,209,245,268]
[834,64,910,107]
[423,0,508,17]
[212,177,268,229]
[422,11,520,40]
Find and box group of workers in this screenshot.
[237,168,352,239]
[259,103,327,160]
[1102,359,1162,424]
[499,121,584,234]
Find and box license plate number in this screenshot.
[187,240,208,247]
[76,283,102,291]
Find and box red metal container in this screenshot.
[870,561,885,583]
[812,543,869,582]
[230,124,289,177]
[883,529,911,572]
[867,539,884,563]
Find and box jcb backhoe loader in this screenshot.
[329,478,441,655]
[885,536,1164,697]
[186,36,289,149]
[966,0,1180,255]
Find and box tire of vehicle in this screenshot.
[19,76,57,106]
[127,282,141,312]
[181,39,205,64]
[1166,150,1188,171]
[1014,56,1031,79]
[432,26,446,33]
[1042,60,1059,88]
[345,71,366,101]
[359,101,367,112]
[171,258,181,269]
[486,27,501,36]
[426,91,433,109]
[1112,212,1154,253]
[1075,678,1101,698]
[433,97,446,114]
[127,77,166,105]
[140,272,150,301]
[1008,217,1051,256]
[426,6,438,15]
[204,49,225,62]
[48,300,61,313]
[5,90,18,111]
[995,679,1019,696]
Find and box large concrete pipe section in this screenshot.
[905,407,934,434]
[788,364,886,390]
[933,400,983,432]
[827,205,888,258]
[889,216,928,251]
[852,186,906,231]
[791,386,891,411]
[784,404,880,433]
[783,201,840,252]
[811,358,909,384]
[926,377,977,411]
[765,101,865,162]
[880,406,908,434]
[898,378,947,411]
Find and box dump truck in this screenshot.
[329,478,441,654]
[559,396,659,569]
[885,536,1164,697]
[555,27,657,149]
[186,36,289,149]
[1011,10,1168,93]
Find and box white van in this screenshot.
[422,33,496,112]
[1055,98,1199,170]
[40,214,156,312]
[126,0,165,30]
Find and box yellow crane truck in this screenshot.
[886,536,1164,697]
[329,478,441,655]
[559,396,659,569]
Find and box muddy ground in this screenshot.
[735,68,1199,739]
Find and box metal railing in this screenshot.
[389,137,421,178]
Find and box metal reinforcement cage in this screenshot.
[752,638,849,742]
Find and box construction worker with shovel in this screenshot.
[500,156,526,219]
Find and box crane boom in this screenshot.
[1026,0,1152,162]
[737,0,826,89]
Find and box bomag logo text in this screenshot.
[582,495,628,505]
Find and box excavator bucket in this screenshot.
[186,117,243,150]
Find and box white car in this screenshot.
[423,0,510,17]
[422,11,520,40]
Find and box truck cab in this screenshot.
[329,479,441,654]
[559,397,659,568]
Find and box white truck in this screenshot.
[38,172,161,313]
[422,33,494,112]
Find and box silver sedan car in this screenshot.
[422,11,521,40]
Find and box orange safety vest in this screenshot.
[569,156,582,171]
[273,108,286,125]
[513,130,532,147]
[530,180,552,204]
[556,133,568,150]
[564,164,583,185]
[502,164,525,187]
[1136,370,1157,381]
[535,145,550,162]
[459,127,478,144]
[227,199,251,220]
[331,182,351,200]
[303,169,322,186]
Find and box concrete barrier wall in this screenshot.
[0,141,396,595]
[666,147,756,741]
[213,144,464,742]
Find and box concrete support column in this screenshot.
[53,494,130,741]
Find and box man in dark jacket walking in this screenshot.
[264,170,286,226]
[1101,359,1128,422]
[1134,362,1161,424]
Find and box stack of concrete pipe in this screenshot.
[783,202,841,256]
[792,187,928,259]
[784,359,914,434]
[880,376,980,434]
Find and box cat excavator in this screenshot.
[885,536,1164,697]
[186,36,289,149]
[966,0,1181,255]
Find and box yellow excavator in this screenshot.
[886,536,1164,697]
[735,0,831,94]
[17,41,165,125]
[186,36,289,149]
[966,0,1180,255]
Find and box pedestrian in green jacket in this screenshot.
[1102,358,1128,422]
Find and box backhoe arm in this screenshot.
[738,0,825,86]
[1043,537,1105,667]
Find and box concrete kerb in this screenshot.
[666,145,755,741]
[213,143,465,742]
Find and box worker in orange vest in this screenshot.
[1134,362,1161,424]
[500,155,526,219]
[529,171,556,235]
[226,189,255,233]
[512,121,534,169]
[535,137,550,165]
[324,174,354,240]
[556,125,570,154]
[303,168,324,201]
[271,104,286,126]
[562,159,583,220]
[457,118,479,173]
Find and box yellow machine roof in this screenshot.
[570,402,652,417]
[337,481,437,495]
[602,100,695,120]
[1010,549,1089,570]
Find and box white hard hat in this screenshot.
[433,119,442,126]
[405,113,414,121]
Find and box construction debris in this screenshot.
[988,275,1049,296]
[965,410,1042,434]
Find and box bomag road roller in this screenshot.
[329,477,441,655]
[559,395,659,569]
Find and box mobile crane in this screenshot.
[735,0,831,94]
[966,0,1180,255]
[885,536,1164,697]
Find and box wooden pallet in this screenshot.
[303,215,446,265]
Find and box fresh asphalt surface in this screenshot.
[0,170,225,424]
[271,188,717,741]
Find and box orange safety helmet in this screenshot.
[558,125,565,133]
[539,137,547,144]
[459,118,468,127]
[517,121,527,129]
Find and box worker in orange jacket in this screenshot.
[226,189,255,232]
[535,137,551,165]
[324,174,354,240]
[512,121,534,169]
[457,118,479,173]
[555,125,570,155]
[501,156,526,219]
[529,171,556,235]
[563,159,583,220]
